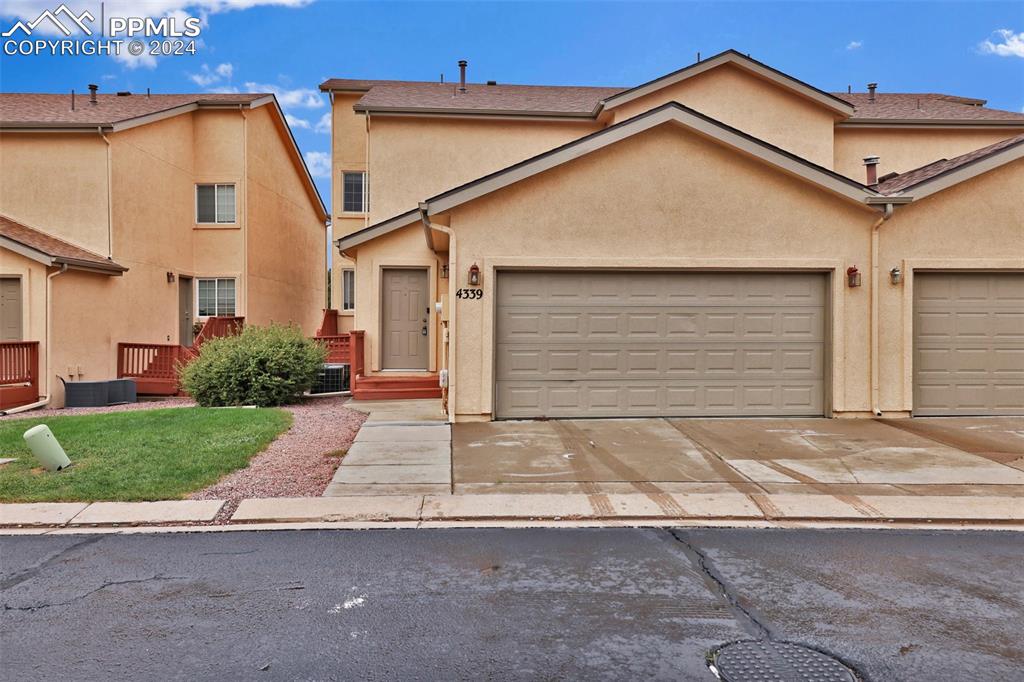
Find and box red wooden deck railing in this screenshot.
[117,343,195,396]
[316,309,340,338]
[0,341,40,410]
[194,316,244,348]
[317,335,351,364]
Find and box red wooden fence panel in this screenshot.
[0,341,40,409]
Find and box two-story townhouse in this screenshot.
[0,88,328,409]
[321,50,1024,422]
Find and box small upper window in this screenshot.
[196,184,236,224]
[342,269,355,311]
[342,172,367,213]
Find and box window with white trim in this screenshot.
[342,172,368,213]
[197,278,236,317]
[342,269,355,311]
[196,184,236,224]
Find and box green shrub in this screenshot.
[180,324,327,407]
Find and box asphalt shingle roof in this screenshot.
[0,214,127,272]
[876,133,1024,194]
[833,92,1024,122]
[0,92,266,127]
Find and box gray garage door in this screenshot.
[495,271,827,419]
[913,272,1024,416]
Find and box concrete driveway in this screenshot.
[453,417,1024,496]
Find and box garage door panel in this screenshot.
[496,343,823,380]
[496,271,827,418]
[495,307,825,342]
[913,272,1024,416]
[495,379,823,418]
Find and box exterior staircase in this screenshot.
[351,374,441,400]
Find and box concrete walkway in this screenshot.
[324,399,451,496]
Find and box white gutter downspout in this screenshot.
[364,112,371,230]
[419,203,456,424]
[1,264,68,415]
[99,128,113,258]
[870,202,895,417]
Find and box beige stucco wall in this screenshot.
[876,158,1024,413]
[0,250,48,399]
[606,64,838,168]
[1,104,325,406]
[0,133,109,255]
[348,123,883,421]
[367,116,601,222]
[245,105,326,334]
[833,126,1024,180]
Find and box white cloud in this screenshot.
[245,82,323,108]
[303,151,331,178]
[286,113,310,129]
[846,40,862,51]
[314,112,331,134]
[205,85,240,94]
[980,29,1024,58]
[189,62,234,86]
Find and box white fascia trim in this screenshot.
[427,106,875,214]
[839,120,1024,129]
[353,109,596,122]
[337,209,419,250]
[1,236,54,267]
[600,52,854,117]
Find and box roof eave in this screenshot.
[880,139,1024,200]
[351,105,597,120]
[0,235,127,274]
[839,119,1024,128]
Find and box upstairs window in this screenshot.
[197,278,236,317]
[342,269,355,311]
[342,172,368,213]
[196,184,236,224]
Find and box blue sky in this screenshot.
[2,0,1023,216]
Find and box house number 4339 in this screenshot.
[455,288,483,300]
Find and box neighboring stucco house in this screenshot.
[0,89,328,408]
[321,50,1023,423]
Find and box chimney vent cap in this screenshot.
[863,155,880,165]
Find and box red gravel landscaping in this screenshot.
[190,396,366,519]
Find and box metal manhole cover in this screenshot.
[710,640,858,681]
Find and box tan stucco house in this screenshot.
[322,50,1023,423]
[0,89,328,408]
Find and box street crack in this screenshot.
[3,574,187,612]
[0,535,106,592]
[665,528,772,640]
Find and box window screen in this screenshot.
[342,269,355,311]
[196,184,236,224]
[342,172,367,213]
[197,278,236,316]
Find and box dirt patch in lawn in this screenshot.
[191,396,366,520]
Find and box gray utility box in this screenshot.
[64,379,138,408]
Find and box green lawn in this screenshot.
[0,407,292,503]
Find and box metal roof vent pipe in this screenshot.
[863,155,880,185]
[458,60,467,93]
[867,82,877,102]
[88,83,98,104]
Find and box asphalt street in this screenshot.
[1,527,1021,681]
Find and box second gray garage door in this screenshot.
[495,271,827,419]
[913,272,1024,416]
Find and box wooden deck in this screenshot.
[0,341,40,410]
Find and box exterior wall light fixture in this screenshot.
[440,264,449,279]
[166,272,175,283]
[889,267,902,285]
[846,265,861,288]
[468,263,481,287]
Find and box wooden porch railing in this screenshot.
[117,343,195,396]
[316,309,340,338]
[0,341,40,410]
[194,316,244,348]
[317,335,351,364]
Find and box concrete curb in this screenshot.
[2,493,1022,530]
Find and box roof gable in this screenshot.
[0,214,127,274]
[599,50,855,118]
[339,101,880,250]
